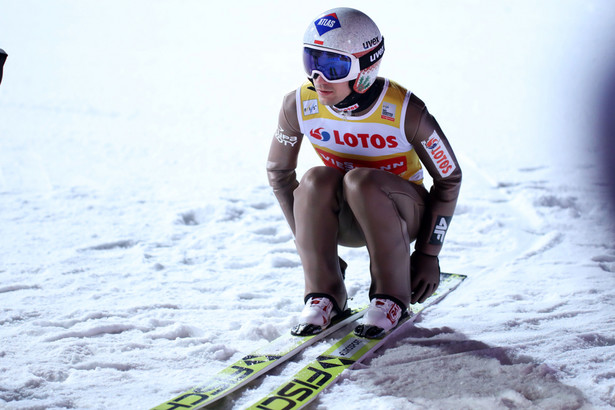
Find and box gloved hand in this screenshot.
[410,251,441,304]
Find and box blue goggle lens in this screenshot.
[303,47,353,81]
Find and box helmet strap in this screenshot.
[333,77,384,113]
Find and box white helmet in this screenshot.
[303,8,384,93]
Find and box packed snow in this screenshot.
[1,1,615,409]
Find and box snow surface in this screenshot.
[1,1,615,409]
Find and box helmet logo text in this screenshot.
[363,36,380,49]
[370,46,385,62]
[314,13,342,36]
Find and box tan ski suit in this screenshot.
[267,77,461,310]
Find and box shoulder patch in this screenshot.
[421,131,457,178]
[381,102,396,121]
[303,99,319,116]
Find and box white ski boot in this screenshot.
[355,297,406,339]
[291,296,342,336]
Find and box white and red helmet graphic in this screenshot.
[303,8,384,93]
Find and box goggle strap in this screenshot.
[358,37,385,71]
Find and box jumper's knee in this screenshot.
[295,166,343,201]
[343,168,426,240]
[343,168,387,201]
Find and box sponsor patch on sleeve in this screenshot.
[429,215,452,245]
[274,127,298,147]
[420,131,457,178]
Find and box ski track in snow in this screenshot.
[223,162,615,410]
[2,1,615,409]
[0,183,309,409]
[1,156,614,409]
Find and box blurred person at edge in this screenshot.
[0,49,6,85]
[601,67,615,214]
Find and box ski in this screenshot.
[246,272,466,410]
[150,306,367,410]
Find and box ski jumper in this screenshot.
[267,77,461,307]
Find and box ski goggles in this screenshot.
[303,39,384,83]
[303,46,360,83]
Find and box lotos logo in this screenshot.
[314,13,341,36]
[309,128,398,149]
[425,138,439,150]
[310,127,331,142]
[421,132,457,178]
